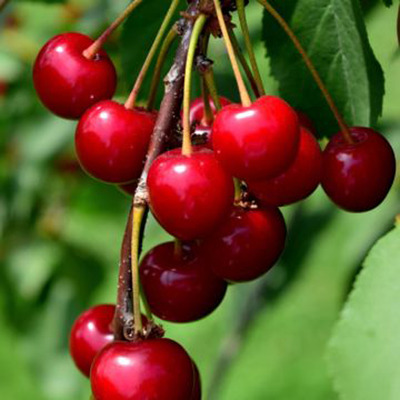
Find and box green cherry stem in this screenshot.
[201,77,214,125]
[236,0,265,95]
[203,68,222,111]
[83,0,143,59]
[182,13,208,156]
[147,26,179,110]
[130,205,146,335]
[228,26,261,98]
[124,0,182,109]
[257,0,353,144]
[213,0,252,107]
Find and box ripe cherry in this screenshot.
[69,304,114,377]
[191,362,202,400]
[248,127,322,207]
[188,96,231,125]
[322,127,396,212]
[296,110,317,136]
[33,32,117,120]
[140,241,227,322]
[147,147,234,240]
[91,339,195,400]
[212,95,300,181]
[198,205,286,282]
[75,100,156,184]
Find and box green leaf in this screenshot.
[262,0,384,138]
[328,224,400,400]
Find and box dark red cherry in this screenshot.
[33,32,116,119]
[296,110,317,136]
[188,96,231,125]
[322,127,396,212]
[140,241,227,322]
[191,362,202,400]
[212,95,300,181]
[75,100,156,184]
[69,304,114,377]
[247,127,322,207]
[91,339,195,400]
[198,205,286,282]
[147,147,234,240]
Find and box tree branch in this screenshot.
[112,0,200,340]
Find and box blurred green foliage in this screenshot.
[0,1,399,399]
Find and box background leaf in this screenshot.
[328,223,400,400]
[262,0,384,138]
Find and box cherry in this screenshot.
[212,95,300,181]
[91,339,195,400]
[69,304,114,377]
[296,110,317,136]
[75,100,156,184]
[0,81,7,98]
[191,362,202,400]
[33,32,117,120]
[188,96,231,125]
[140,241,227,322]
[321,127,396,212]
[247,127,322,207]
[198,205,286,282]
[118,181,138,196]
[147,147,234,240]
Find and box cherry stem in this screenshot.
[213,0,252,107]
[182,13,208,156]
[234,178,242,203]
[83,0,143,60]
[257,0,354,143]
[204,68,222,111]
[228,26,261,98]
[147,26,179,110]
[130,205,146,335]
[174,239,183,259]
[140,284,154,321]
[201,77,214,125]
[124,0,182,109]
[236,0,265,96]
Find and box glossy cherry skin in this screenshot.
[69,304,114,377]
[212,95,300,181]
[140,241,227,322]
[33,32,117,119]
[188,96,231,125]
[147,147,234,240]
[321,127,396,212]
[90,339,195,400]
[198,206,286,282]
[247,127,322,207]
[75,100,156,184]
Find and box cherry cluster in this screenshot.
[31,0,396,399]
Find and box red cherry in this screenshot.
[321,127,396,212]
[118,181,138,196]
[33,32,117,119]
[188,96,231,125]
[198,205,286,282]
[75,100,156,184]
[247,127,322,207]
[296,110,317,136]
[91,339,195,400]
[191,362,202,400]
[69,304,114,377]
[147,147,234,240]
[212,95,300,181]
[0,81,8,98]
[140,241,227,322]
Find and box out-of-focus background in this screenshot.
[0,0,399,399]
